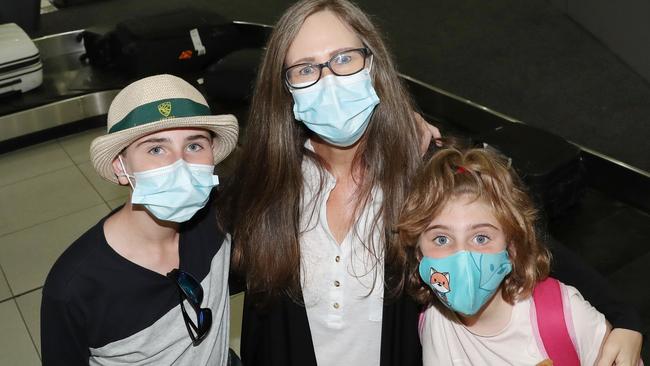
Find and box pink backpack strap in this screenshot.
[531,277,581,365]
[418,310,426,342]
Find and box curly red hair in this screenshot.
[396,146,551,305]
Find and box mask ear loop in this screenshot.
[117,155,135,189]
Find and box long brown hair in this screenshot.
[397,147,551,305]
[225,0,421,301]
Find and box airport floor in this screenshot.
[0,127,245,364]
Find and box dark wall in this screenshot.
[549,0,650,84]
[0,0,40,33]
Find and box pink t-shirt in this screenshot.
[421,283,607,366]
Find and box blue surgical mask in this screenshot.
[119,157,219,223]
[419,250,512,316]
[290,68,380,147]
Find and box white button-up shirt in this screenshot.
[299,141,385,366]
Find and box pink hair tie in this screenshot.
[455,166,467,174]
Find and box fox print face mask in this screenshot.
[419,250,512,315]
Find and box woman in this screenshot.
[224,1,643,365]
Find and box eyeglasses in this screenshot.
[284,47,372,89]
[167,269,212,346]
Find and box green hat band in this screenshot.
[109,98,211,133]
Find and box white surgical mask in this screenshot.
[118,156,218,222]
[290,67,380,147]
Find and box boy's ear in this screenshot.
[111,156,130,186]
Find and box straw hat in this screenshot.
[90,74,238,183]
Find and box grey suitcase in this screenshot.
[0,23,43,96]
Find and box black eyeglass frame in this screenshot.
[167,268,213,346]
[283,47,373,89]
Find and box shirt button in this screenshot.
[335,255,340,262]
[333,302,340,309]
[334,280,341,287]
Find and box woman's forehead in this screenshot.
[285,10,363,65]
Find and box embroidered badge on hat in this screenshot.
[158,101,172,118]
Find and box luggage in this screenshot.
[201,48,264,133]
[0,23,43,96]
[79,25,116,68]
[203,48,263,103]
[49,0,108,8]
[475,122,585,219]
[80,8,241,77]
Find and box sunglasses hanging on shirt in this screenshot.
[167,269,213,346]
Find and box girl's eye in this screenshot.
[187,143,204,152]
[148,146,164,155]
[433,236,450,246]
[473,234,490,245]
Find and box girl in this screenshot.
[398,146,612,365]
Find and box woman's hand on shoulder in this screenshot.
[414,112,442,156]
[595,327,642,366]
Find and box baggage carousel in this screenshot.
[1,20,648,361]
[3,22,647,209]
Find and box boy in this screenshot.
[41,74,238,365]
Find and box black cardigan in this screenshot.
[240,290,421,366]
[238,238,642,366]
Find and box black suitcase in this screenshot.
[474,122,585,219]
[114,9,240,76]
[79,25,116,68]
[203,48,263,104]
[200,48,264,133]
[80,8,241,77]
[49,0,107,8]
